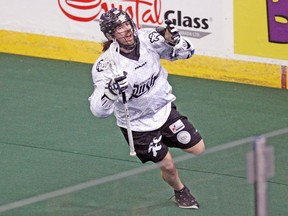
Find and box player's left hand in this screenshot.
[165,19,180,45]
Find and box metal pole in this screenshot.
[253,136,268,216]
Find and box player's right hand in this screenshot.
[104,72,128,101]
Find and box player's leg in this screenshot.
[160,151,184,191]
[159,104,203,208]
[183,139,205,155]
[120,117,201,209]
[160,150,200,209]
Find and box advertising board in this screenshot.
[234,0,288,60]
[0,0,231,55]
[0,0,287,88]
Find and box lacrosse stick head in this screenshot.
[99,8,138,51]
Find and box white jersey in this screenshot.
[88,28,195,131]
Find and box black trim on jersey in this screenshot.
[120,38,140,61]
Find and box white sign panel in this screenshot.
[0,0,232,56]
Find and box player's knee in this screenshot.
[160,154,177,175]
[161,164,177,177]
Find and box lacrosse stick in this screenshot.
[107,40,136,157]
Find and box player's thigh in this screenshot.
[182,139,205,155]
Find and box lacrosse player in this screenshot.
[88,8,205,209]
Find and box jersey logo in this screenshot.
[148,135,162,157]
[135,62,147,70]
[96,59,108,72]
[148,31,160,43]
[132,72,159,98]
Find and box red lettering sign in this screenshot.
[58,0,163,28]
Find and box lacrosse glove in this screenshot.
[104,72,128,101]
[164,19,181,45]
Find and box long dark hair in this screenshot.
[102,40,113,52]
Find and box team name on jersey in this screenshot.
[132,72,159,98]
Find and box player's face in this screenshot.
[114,21,135,46]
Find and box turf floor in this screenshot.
[0,53,287,216]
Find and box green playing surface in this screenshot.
[0,53,287,216]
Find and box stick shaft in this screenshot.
[122,92,136,156]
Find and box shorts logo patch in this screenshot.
[169,119,185,134]
[177,131,191,144]
[148,135,162,157]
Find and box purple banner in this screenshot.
[266,0,288,43]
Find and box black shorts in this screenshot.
[120,104,202,163]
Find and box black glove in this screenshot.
[165,19,180,45]
[104,72,128,101]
